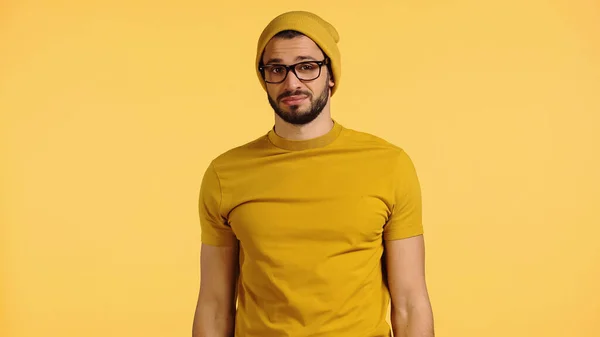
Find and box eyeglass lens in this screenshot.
[264,62,321,83]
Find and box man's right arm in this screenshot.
[192,242,239,337]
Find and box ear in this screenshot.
[324,66,335,90]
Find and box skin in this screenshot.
[192,34,434,337]
[386,236,435,337]
[192,243,238,337]
[262,35,336,141]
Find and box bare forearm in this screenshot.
[391,302,434,337]
[192,305,235,337]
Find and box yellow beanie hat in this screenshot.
[255,11,341,96]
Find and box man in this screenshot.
[192,10,434,337]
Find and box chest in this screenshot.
[224,155,394,258]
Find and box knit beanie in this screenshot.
[255,11,341,96]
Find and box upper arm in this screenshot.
[198,242,239,310]
[193,243,239,337]
[199,161,237,246]
[383,150,429,307]
[383,150,423,241]
[196,161,239,310]
[385,235,429,309]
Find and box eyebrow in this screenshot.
[264,55,319,65]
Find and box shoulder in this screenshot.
[208,132,271,169]
[339,124,418,173]
[340,124,408,155]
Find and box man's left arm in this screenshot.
[385,235,434,337]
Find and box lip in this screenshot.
[281,95,307,105]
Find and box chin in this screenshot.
[287,106,306,113]
[280,103,305,113]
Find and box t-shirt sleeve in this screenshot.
[198,161,237,246]
[383,149,424,241]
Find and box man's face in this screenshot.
[261,35,335,125]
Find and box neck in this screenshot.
[273,109,334,141]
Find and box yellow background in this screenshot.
[1,0,599,336]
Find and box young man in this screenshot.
[192,11,434,337]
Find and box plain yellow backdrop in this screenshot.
[1,0,599,336]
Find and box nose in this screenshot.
[282,69,302,91]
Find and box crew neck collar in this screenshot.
[267,120,343,151]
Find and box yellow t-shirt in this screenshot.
[199,120,423,337]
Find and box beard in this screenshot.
[268,81,330,126]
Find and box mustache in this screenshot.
[278,90,312,101]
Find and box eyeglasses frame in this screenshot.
[258,58,330,84]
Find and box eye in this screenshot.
[270,66,285,74]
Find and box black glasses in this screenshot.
[259,58,329,84]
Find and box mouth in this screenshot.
[281,95,308,105]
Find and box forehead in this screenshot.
[262,35,325,64]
